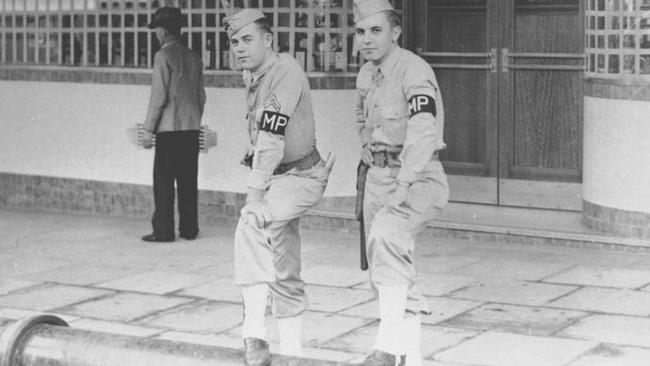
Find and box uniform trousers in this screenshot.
[364,160,449,314]
[151,130,200,239]
[234,161,330,317]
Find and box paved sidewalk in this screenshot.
[2,208,650,365]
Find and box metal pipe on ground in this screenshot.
[0,315,353,366]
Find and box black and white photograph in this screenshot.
[1,0,649,365]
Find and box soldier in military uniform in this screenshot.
[225,8,335,366]
[353,1,449,365]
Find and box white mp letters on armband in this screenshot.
[260,110,289,135]
[408,94,436,118]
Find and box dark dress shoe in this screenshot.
[179,231,199,240]
[243,337,271,366]
[141,234,174,242]
[360,350,397,366]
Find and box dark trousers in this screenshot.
[151,131,200,238]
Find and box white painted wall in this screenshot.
[583,96,650,213]
[0,80,359,197]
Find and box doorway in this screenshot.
[414,0,584,210]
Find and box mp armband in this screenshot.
[408,94,437,118]
[260,110,289,135]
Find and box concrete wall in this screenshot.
[583,95,650,213]
[0,80,359,198]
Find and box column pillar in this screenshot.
[582,1,650,238]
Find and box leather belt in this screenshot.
[371,150,439,168]
[273,149,322,175]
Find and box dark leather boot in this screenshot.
[243,337,272,366]
[361,350,397,366]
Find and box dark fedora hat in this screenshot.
[148,7,184,30]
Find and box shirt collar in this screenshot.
[252,53,278,79]
[375,46,402,76]
[245,53,278,85]
[161,34,182,48]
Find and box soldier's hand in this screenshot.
[241,200,273,228]
[387,184,409,210]
[240,149,254,167]
[361,144,374,166]
[141,130,154,149]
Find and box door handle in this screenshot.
[417,48,499,71]
[489,48,497,72]
[501,49,585,71]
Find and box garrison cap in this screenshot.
[353,0,395,23]
[148,7,184,30]
[225,8,266,38]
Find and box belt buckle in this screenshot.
[374,151,388,168]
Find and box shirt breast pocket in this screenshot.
[380,105,407,126]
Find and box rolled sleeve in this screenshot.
[246,63,303,192]
[397,63,441,184]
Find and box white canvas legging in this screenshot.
[234,162,329,318]
[363,160,449,314]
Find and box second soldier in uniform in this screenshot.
[354,1,450,365]
[225,8,335,366]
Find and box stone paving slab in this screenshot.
[416,273,482,297]
[0,307,80,323]
[340,296,482,325]
[68,318,163,337]
[157,331,363,363]
[0,254,73,278]
[450,279,578,306]
[567,344,650,366]
[542,265,650,289]
[441,303,587,336]
[176,278,242,303]
[57,292,194,322]
[416,254,484,273]
[323,322,479,357]
[559,314,650,348]
[21,263,147,286]
[642,284,650,292]
[96,270,211,295]
[0,278,37,295]
[302,264,368,287]
[453,258,574,281]
[225,311,373,349]
[306,285,374,312]
[451,247,558,262]
[433,331,596,366]
[550,287,650,316]
[4,209,650,366]
[627,258,650,271]
[136,300,242,334]
[0,284,113,311]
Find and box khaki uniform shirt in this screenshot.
[356,46,445,184]
[244,53,317,191]
[144,35,206,133]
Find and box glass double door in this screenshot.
[413,0,584,210]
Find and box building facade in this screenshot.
[1,0,649,238]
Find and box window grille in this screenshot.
[0,0,404,72]
[585,0,650,77]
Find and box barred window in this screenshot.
[0,0,403,72]
[585,0,650,77]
